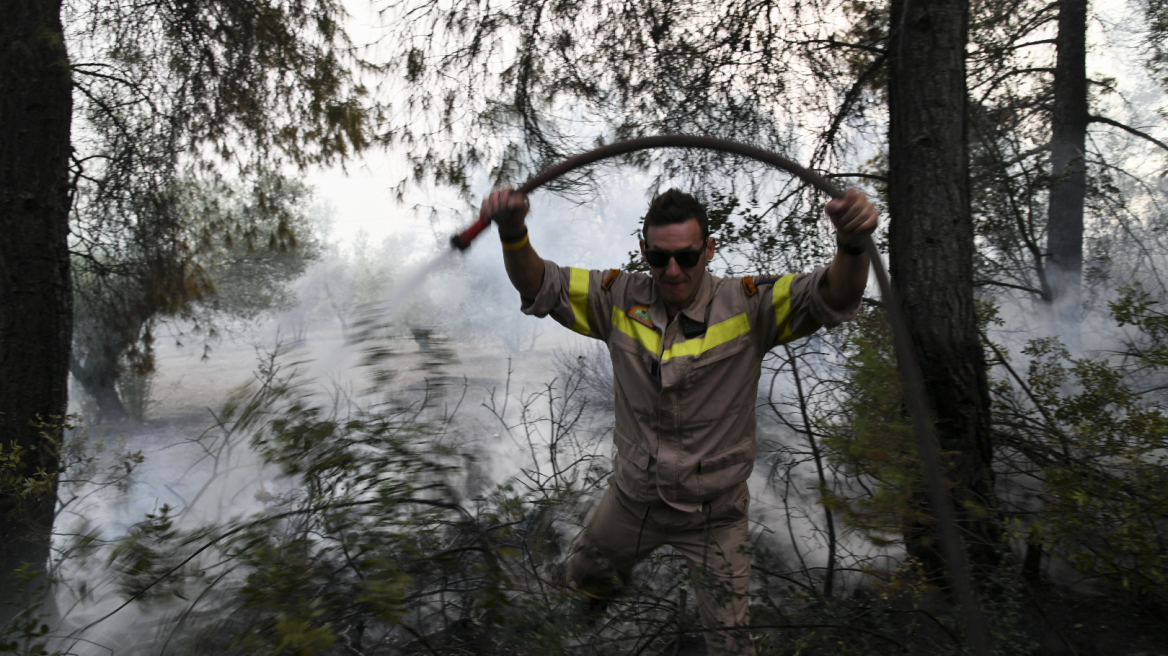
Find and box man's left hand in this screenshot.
[825,189,879,248]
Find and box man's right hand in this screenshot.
[483,186,543,298]
[480,186,529,241]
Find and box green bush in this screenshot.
[992,286,1168,596]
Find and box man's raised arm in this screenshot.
[821,189,880,311]
[480,187,544,299]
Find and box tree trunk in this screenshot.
[886,0,998,576]
[70,354,130,423]
[1046,0,1089,313]
[0,0,73,620]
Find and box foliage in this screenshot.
[964,0,1168,304]
[1146,0,1168,88]
[384,0,805,190]
[819,307,920,547]
[66,0,373,176]
[68,341,1046,655]
[71,172,322,422]
[749,547,1038,656]
[9,0,379,608]
[818,287,1168,599]
[78,345,602,654]
[992,285,1168,596]
[0,424,63,524]
[62,0,378,423]
[382,0,1161,303]
[381,0,896,275]
[380,0,1167,311]
[0,566,56,656]
[18,324,1166,653]
[1,417,144,654]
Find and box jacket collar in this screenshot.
[649,268,713,329]
[681,268,713,323]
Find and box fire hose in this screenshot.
[452,135,992,655]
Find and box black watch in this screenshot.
[836,237,866,257]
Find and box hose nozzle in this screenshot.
[450,215,491,251]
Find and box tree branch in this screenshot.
[803,37,886,55]
[813,52,889,166]
[974,279,1046,295]
[1089,115,1168,155]
[1002,38,1058,50]
[826,172,888,183]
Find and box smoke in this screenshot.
[46,193,868,651]
[44,137,1168,650]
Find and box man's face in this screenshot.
[641,218,715,311]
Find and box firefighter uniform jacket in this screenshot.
[522,259,858,512]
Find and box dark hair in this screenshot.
[642,188,709,240]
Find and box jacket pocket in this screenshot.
[674,311,751,371]
[687,332,749,370]
[698,440,753,474]
[695,440,755,497]
[613,428,651,470]
[680,333,751,394]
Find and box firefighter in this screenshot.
[480,186,878,654]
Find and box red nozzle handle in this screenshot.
[450,215,491,251]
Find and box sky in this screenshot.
[306,148,655,270]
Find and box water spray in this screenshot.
[450,135,993,656]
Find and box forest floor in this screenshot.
[69,326,1168,656]
[1013,583,1167,656]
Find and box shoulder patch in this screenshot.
[742,276,758,297]
[626,304,655,329]
[602,268,620,290]
[744,275,782,297]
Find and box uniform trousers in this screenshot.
[566,481,756,655]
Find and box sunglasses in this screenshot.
[643,239,710,269]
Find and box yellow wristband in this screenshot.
[501,232,530,251]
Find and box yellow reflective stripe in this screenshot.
[772,273,798,344]
[661,313,750,362]
[611,306,662,354]
[568,268,591,335]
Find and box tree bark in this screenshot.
[1046,0,1089,312]
[0,0,73,620]
[887,0,998,576]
